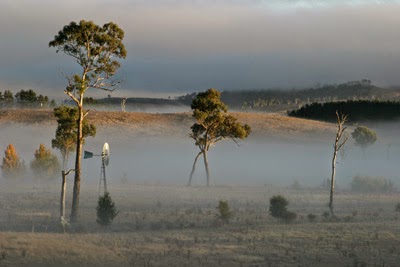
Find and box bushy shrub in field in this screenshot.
[96,192,119,227]
[269,195,297,223]
[351,176,395,193]
[216,200,233,223]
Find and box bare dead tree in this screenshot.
[329,111,348,216]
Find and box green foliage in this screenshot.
[52,105,96,168]
[49,20,127,94]
[1,144,25,179]
[30,144,60,180]
[96,192,119,226]
[269,195,289,218]
[269,195,297,223]
[351,176,394,193]
[289,100,400,122]
[216,200,233,223]
[188,88,251,186]
[190,88,251,150]
[351,126,377,150]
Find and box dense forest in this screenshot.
[288,100,400,122]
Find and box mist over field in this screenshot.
[1,120,399,189]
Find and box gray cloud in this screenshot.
[1,0,400,96]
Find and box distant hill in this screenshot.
[218,81,400,111]
[63,80,400,113]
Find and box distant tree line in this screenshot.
[219,81,395,111]
[288,100,400,122]
[0,89,56,108]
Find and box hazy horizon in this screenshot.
[1,0,400,98]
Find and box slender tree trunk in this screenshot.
[329,111,348,217]
[70,102,83,223]
[329,147,337,216]
[203,150,210,187]
[60,170,67,220]
[188,151,203,186]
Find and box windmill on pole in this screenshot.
[84,142,110,195]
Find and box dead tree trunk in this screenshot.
[329,111,348,216]
[60,171,67,220]
[188,151,203,186]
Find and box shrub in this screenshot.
[269,195,289,218]
[351,175,395,193]
[96,192,119,227]
[216,200,233,223]
[269,195,297,222]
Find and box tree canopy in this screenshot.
[52,105,96,169]
[49,20,127,95]
[1,144,25,179]
[351,126,377,151]
[30,144,60,180]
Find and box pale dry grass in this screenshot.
[0,109,336,141]
[0,184,399,266]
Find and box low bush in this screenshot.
[216,200,233,223]
[269,195,297,223]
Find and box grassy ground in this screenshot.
[0,184,399,267]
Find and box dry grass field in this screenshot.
[0,109,399,266]
[0,184,400,267]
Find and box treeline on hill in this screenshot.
[0,89,56,108]
[288,100,400,122]
[216,80,398,111]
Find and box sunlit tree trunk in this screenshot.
[70,94,84,222]
[188,151,203,186]
[329,111,348,216]
[203,150,210,187]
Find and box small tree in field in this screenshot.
[351,126,377,154]
[96,192,119,227]
[30,144,60,180]
[188,88,251,186]
[1,144,25,179]
[49,20,126,222]
[269,195,297,222]
[216,200,233,223]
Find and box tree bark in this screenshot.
[329,111,348,217]
[70,100,83,223]
[188,151,203,186]
[60,170,67,220]
[203,151,210,187]
[329,147,337,216]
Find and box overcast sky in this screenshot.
[1,0,400,97]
